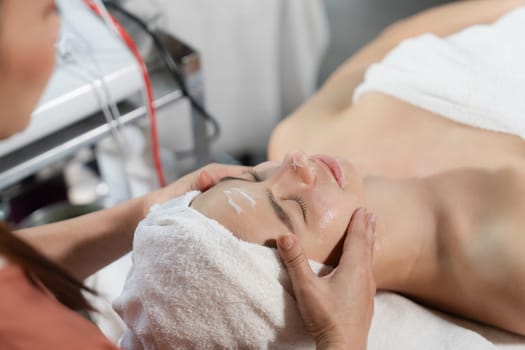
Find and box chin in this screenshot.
[339,158,364,188]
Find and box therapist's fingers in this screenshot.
[193,170,214,191]
[277,212,377,350]
[277,234,316,288]
[146,164,249,212]
[338,208,376,273]
[192,163,251,191]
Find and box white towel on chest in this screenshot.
[354,6,525,139]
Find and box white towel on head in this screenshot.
[113,191,521,349]
[353,6,525,139]
[113,191,327,349]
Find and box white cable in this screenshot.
[57,34,128,151]
[88,0,162,181]
[56,29,133,199]
[92,0,120,37]
[58,22,127,136]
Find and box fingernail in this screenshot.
[278,235,294,251]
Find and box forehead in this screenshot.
[191,179,287,245]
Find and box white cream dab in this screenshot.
[224,190,242,215]
[319,210,337,231]
[232,188,256,207]
[291,154,306,170]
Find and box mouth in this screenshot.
[312,155,343,189]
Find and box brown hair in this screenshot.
[0,221,96,311]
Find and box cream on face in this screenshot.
[232,188,256,207]
[223,188,257,215]
[290,153,307,171]
[319,209,337,232]
[224,190,243,214]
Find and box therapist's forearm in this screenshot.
[316,337,366,350]
[12,163,250,280]
[14,195,146,280]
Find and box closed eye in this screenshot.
[288,195,308,223]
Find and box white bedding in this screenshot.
[370,293,525,350]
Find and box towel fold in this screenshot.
[354,6,525,139]
[113,191,326,349]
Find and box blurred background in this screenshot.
[320,0,454,83]
[124,0,457,165]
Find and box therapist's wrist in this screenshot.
[317,341,365,350]
[316,340,348,350]
[316,331,367,350]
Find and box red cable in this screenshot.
[84,0,167,187]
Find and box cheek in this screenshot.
[11,32,58,88]
[0,14,60,127]
[311,188,359,233]
[2,7,60,86]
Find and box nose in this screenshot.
[285,151,315,185]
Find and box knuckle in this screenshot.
[285,251,307,270]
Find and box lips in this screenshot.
[312,155,343,188]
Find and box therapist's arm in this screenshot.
[14,163,249,280]
[277,208,377,350]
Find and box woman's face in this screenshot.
[0,0,61,139]
[191,151,366,265]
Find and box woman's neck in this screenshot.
[363,176,442,291]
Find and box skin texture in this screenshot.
[193,152,525,336]
[192,152,365,265]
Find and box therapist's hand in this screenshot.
[143,163,250,215]
[277,208,377,350]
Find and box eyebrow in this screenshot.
[218,176,295,232]
[266,189,295,233]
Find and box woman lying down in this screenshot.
[113,151,525,349]
[114,1,525,348]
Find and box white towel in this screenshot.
[113,191,327,349]
[353,6,525,139]
[113,191,522,349]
